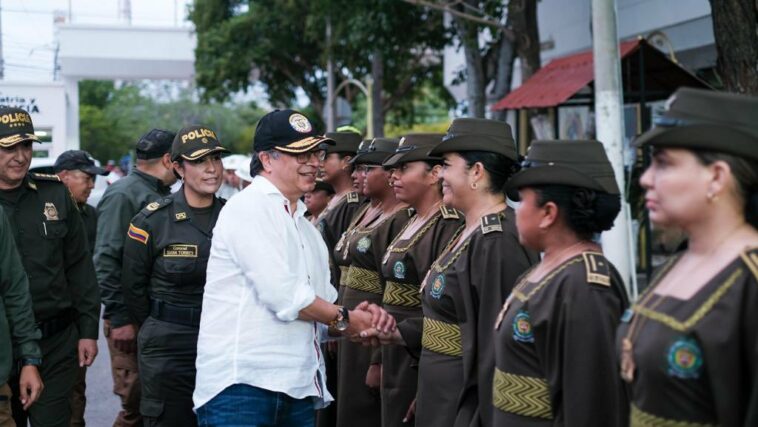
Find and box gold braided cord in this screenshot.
[345,266,383,295]
[492,369,553,420]
[429,225,468,273]
[421,317,462,357]
[383,281,421,307]
[512,258,583,303]
[634,268,743,332]
[630,405,716,427]
[385,212,441,255]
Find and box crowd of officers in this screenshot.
[0,85,756,427]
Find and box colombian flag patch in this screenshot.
[127,223,149,245]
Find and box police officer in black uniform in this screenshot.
[0,107,100,427]
[121,125,229,427]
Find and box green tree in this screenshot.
[189,0,453,135]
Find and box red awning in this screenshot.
[492,40,643,110]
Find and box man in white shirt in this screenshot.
[194,109,394,427]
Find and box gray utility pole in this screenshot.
[0,0,4,80]
[591,0,637,298]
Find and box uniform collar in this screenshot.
[252,175,307,218]
[131,168,171,194]
[171,186,192,222]
[23,174,38,191]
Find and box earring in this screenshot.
[470,182,478,190]
[707,192,719,202]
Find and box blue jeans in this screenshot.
[196,384,315,427]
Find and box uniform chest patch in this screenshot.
[163,244,198,258]
[667,337,703,379]
[430,274,446,299]
[357,236,371,253]
[512,310,535,343]
[43,202,59,220]
[393,261,406,279]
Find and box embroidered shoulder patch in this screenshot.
[142,197,172,216]
[127,223,149,245]
[582,252,610,287]
[440,205,460,220]
[30,172,61,182]
[480,213,503,234]
[347,192,360,204]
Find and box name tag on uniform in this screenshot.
[163,244,198,258]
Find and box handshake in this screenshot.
[342,301,405,346]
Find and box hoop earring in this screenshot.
[470,182,478,190]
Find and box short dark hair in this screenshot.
[692,149,758,229]
[460,151,520,195]
[533,185,621,241]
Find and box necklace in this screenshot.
[619,221,747,382]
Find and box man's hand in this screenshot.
[111,324,137,354]
[365,363,381,389]
[354,301,396,333]
[78,339,98,367]
[18,365,43,411]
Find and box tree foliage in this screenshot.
[78,80,264,163]
[189,0,454,133]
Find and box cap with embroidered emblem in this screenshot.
[54,150,108,175]
[505,139,619,201]
[254,109,334,154]
[0,107,40,147]
[136,129,175,160]
[171,125,230,162]
[383,133,444,168]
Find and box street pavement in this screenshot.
[82,317,121,426]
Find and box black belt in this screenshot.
[37,308,74,339]
[149,299,201,327]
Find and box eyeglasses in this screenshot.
[291,149,326,164]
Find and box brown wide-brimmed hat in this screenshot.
[635,87,758,161]
[351,138,400,165]
[382,133,444,168]
[325,131,362,155]
[505,139,619,201]
[429,118,518,161]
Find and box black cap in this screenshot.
[351,138,400,165]
[136,129,175,160]
[312,180,335,195]
[505,140,619,201]
[430,118,518,161]
[54,150,108,175]
[254,109,334,154]
[324,131,362,154]
[635,87,758,161]
[0,107,40,147]
[171,125,230,162]
[383,133,444,168]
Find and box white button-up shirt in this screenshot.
[193,175,338,411]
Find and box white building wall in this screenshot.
[0,81,68,158]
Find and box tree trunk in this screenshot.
[489,36,516,122]
[455,13,487,118]
[371,50,386,137]
[709,0,758,94]
[509,0,541,81]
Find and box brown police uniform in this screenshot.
[493,253,628,426]
[379,206,462,427]
[619,88,758,426]
[397,209,537,427]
